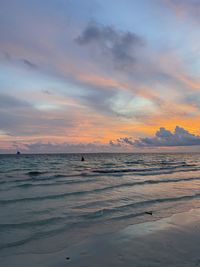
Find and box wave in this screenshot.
[92,164,197,174]
[125,160,144,164]
[0,192,84,204]
[0,216,64,229]
[93,167,200,177]
[1,193,200,250]
[2,163,198,187]
[0,173,93,187]
[0,219,81,251]
[0,235,36,250]
[74,176,200,209]
[159,161,186,165]
[110,211,149,221]
[125,160,189,166]
[77,193,200,220]
[114,193,200,212]
[2,192,200,228]
[137,167,200,176]
[16,178,93,188]
[26,171,48,176]
[81,209,145,220]
[0,223,73,250]
[53,174,68,178]
[1,175,200,205]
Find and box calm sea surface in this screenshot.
[0,153,200,254]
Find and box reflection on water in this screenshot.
[0,153,200,251]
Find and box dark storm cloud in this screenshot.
[117,126,200,147]
[76,22,144,69]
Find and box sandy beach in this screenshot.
[64,209,200,267]
[1,208,200,267]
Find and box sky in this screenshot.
[0,0,200,153]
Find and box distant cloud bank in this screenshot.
[1,126,200,154]
[116,126,200,147]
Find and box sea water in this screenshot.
[0,153,200,256]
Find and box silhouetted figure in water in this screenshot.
[81,156,85,161]
[16,151,21,155]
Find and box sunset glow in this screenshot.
[0,0,200,153]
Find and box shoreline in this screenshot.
[1,208,200,267]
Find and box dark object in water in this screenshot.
[145,211,153,215]
[66,257,70,260]
[16,151,21,155]
[81,156,85,161]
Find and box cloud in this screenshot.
[0,94,30,109]
[165,0,200,23]
[0,109,75,136]
[1,0,200,149]
[42,89,52,95]
[76,22,144,70]
[118,126,200,147]
[0,94,75,136]
[0,141,124,154]
[21,59,38,69]
[1,51,38,70]
[184,94,200,110]
[109,140,121,147]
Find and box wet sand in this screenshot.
[1,209,200,267]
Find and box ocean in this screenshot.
[0,153,200,258]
